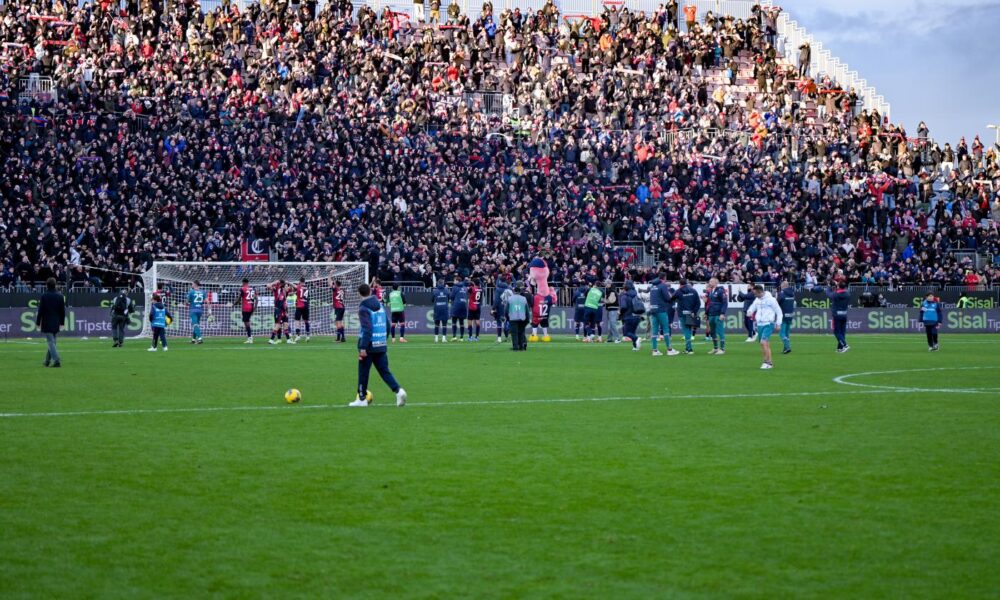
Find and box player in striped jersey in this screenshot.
[330,279,347,343]
[268,279,294,345]
[293,277,311,342]
[238,278,257,343]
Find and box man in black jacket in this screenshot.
[36,277,66,368]
[110,289,134,347]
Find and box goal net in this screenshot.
[138,262,369,339]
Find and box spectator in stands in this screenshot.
[0,0,994,295]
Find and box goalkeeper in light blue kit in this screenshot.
[186,280,206,344]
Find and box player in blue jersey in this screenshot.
[919,292,942,351]
[777,281,796,354]
[449,277,469,341]
[147,293,173,352]
[349,283,407,407]
[186,280,206,344]
[432,279,451,343]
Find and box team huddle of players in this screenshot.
[230,276,405,345]
[235,277,314,345]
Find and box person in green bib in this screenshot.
[388,283,408,343]
[583,281,604,342]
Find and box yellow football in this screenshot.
[284,388,302,404]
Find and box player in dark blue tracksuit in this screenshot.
[351,283,406,407]
[572,284,588,339]
[493,277,511,343]
[705,279,727,354]
[450,279,469,340]
[736,289,756,341]
[432,281,451,342]
[812,281,851,352]
[619,282,643,351]
[648,277,675,355]
[777,281,796,354]
[674,279,701,354]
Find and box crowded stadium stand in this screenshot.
[1,0,998,293]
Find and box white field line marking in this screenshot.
[832,366,1000,394]
[0,387,971,419]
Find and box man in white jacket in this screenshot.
[747,285,783,370]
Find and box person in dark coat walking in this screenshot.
[36,277,66,367]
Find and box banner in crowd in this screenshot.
[240,238,269,262]
[2,306,999,338]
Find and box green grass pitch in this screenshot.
[1,333,998,598]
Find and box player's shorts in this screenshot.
[468,307,481,320]
[294,307,309,321]
[242,310,254,323]
[532,317,550,328]
[391,311,405,324]
[584,307,599,325]
[451,308,468,320]
[574,308,585,323]
[274,309,289,324]
[334,307,345,321]
[757,323,774,341]
[190,311,202,326]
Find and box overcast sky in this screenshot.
[781,0,999,146]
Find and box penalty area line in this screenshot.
[0,388,941,419]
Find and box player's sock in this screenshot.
[452,322,457,338]
[531,327,537,337]
[475,324,480,338]
[270,331,276,341]
[597,324,603,338]
[390,324,396,339]
[460,323,466,338]
[434,324,439,337]
[400,324,405,338]
[305,322,310,335]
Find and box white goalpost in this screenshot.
[138,262,369,339]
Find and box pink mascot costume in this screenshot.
[528,257,557,342]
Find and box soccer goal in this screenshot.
[138,262,369,339]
